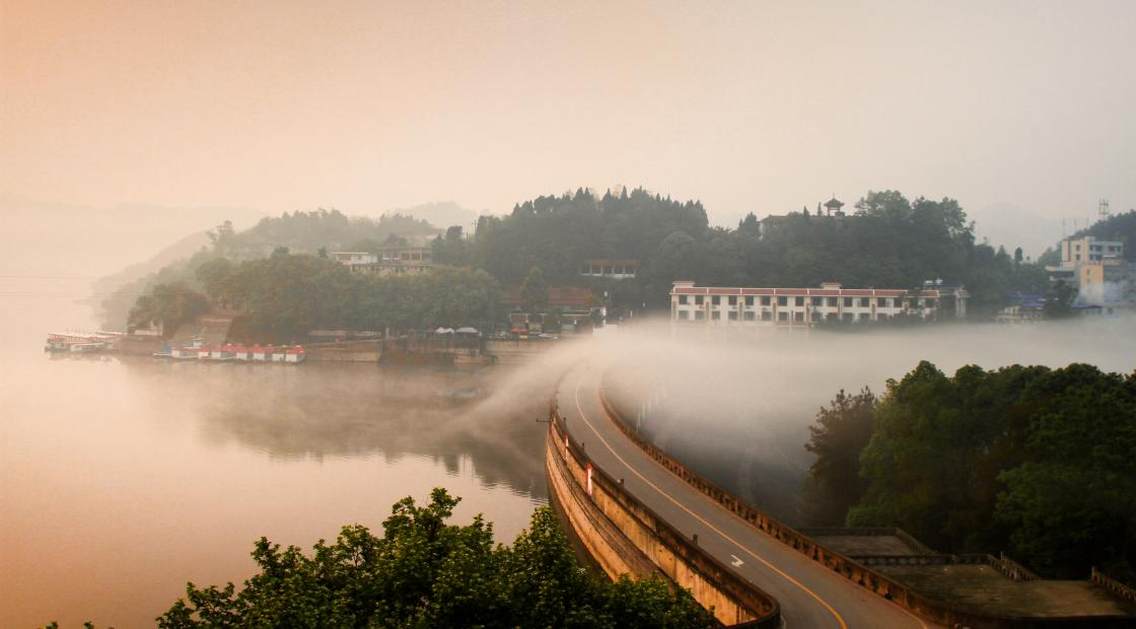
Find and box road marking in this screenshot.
[570,377,847,629]
[569,371,931,629]
[731,554,745,567]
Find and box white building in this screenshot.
[579,258,639,280]
[331,247,434,275]
[670,281,967,327]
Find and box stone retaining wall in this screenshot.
[546,414,779,627]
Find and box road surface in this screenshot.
[557,362,935,629]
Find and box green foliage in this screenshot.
[127,281,209,337]
[188,253,501,342]
[102,209,440,329]
[1044,279,1076,318]
[520,266,549,311]
[469,188,1044,315]
[841,361,1136,579]
[802,388,877,525]
[156,489,715,629]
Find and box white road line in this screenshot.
[569,369,932,629]
[731,554,745,567]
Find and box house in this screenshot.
[331,246,434,276]
[502,286,602,333]
[580,258,639,279]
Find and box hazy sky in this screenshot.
[3,1,1134,253]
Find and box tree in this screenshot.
[842,361,1136,579]
[1044,279,1076,318]
[156,489,715,628]
[802,388,877,525]
[195,258,235,305]
[520,266,549,312]
[127,282,209,337]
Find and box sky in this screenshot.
[3,0,1135,272]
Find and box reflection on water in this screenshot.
[119,359,548,495]
[0,278,548,628]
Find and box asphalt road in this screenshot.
[557,362,935,629]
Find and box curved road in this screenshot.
[558,362,935,629]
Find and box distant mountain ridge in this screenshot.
[386,201,482,230]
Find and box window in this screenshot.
[812,296,823,306]
[777,311,788,321]
[860,297,870,307]
[795,296,804,307]
[794,311,804,322]
[828,297,838,307]
[728,295,737,306]
[878,297,890,307]
[711,311,721,320]
[695,295,704,305]
[810,311,820,321]
[604,266,614,274]
[762,311,772,321]
[712,295,720,305]
[842,313,853,322]
[777,296,787,306]
[678,310,689,320]
[727,311,738,320]
[843,297,853,307]
[925,298,937,307]
[826,312,837,321]
[679,295,688,305]
[744,311,756,321]
[745,296,754,306]
[694,311,705,320]
[762,296,772,306]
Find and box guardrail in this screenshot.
[596,375,1136,629]
[548,401,780,628]
[1092,568,1136,604]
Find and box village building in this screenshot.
[579,258,640,279]
[670,280,967,327]
[331,246,434,275]
[502,286,602,334]
[1046,236,1134,308]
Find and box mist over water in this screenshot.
[3,272,1133,627]
[0,277,549,628]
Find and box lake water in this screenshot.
[0,277,549,628]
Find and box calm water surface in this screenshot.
[0,278,548,628]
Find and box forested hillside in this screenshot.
[100,209,438,328]
[436,188,1048,315]
[112,189,1058,331]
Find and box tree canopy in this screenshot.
[806,361,1136,580]
[156,489,715,629]
[195,253,500,342]
[462,188,1047,315]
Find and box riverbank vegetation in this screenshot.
[156,489,714,628]
[804,361,1136,581]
